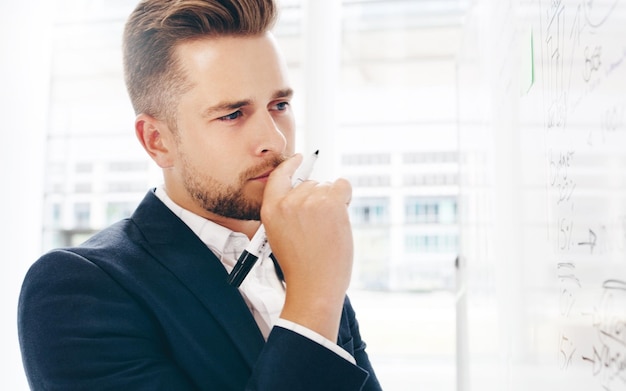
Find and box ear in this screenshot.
[135,113,175,168]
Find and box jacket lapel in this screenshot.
[130,190,265,366]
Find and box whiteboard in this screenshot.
[457,1,626,390]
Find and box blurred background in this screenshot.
[1,0,467,389]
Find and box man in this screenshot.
[18,0,382,390]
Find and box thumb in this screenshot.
[263,153,304,203]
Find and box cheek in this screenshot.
[279,117,296,154]
[176,140,220,179]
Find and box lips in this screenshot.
[249,168,274,181]
[246,155,285,182]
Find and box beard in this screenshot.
[181,154,285,221]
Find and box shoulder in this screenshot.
[37,219,139,266]
[21,217,152,298]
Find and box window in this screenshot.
[107,181,146,193]
[342,153,391,165]
[403,151,458,164]
[108,161,149,172]
[46,203,62,227]
[74,182,92,193]
[75,162,93,173]
[348,175,391,187]
[405,234,458,253]
[74,202,91,228]
[106,202,136,225]
[350,197,390,225]
[405,196,457,224]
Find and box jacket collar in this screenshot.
[130,190,265,366]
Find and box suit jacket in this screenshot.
[18,191,382,390]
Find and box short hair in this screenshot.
[123,0,278,123]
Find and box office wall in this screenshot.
[0,2,52,389]
[457,1,626,390]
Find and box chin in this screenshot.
[245,186,265,203]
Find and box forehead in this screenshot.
[174,33,290,98]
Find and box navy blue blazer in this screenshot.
[18,191,382,390]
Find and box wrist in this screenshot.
[280,292,345,342]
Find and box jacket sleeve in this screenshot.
[18,250,198,391]
[247,296,382,391]
[247,327,370,391]
[343,296,383,391]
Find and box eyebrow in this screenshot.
[202,88,294,118]
[272,88,294,101]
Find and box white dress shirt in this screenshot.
[153,186,354,363]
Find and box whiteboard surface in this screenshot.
[458,1,626,390]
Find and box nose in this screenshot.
[253,112,287,156]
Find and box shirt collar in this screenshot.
[153,186,250,266]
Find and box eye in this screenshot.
[272,101,290,111]
[219,110,243,121]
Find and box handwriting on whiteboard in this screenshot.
[541,1,626,389]
[582,280,626,389]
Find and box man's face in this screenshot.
[163,33,295,222]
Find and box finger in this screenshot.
[264,153,303,203]
[331,178,353,206]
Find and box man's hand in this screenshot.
[262,154,353,342]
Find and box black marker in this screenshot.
[227,150,319,287]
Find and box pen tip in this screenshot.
[314,150,319,155]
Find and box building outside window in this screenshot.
[350,197,390,225]
[73,202,91,228]
[406,196,457,224]
[106,202,138,226]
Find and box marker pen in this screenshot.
[227,150,319,287]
